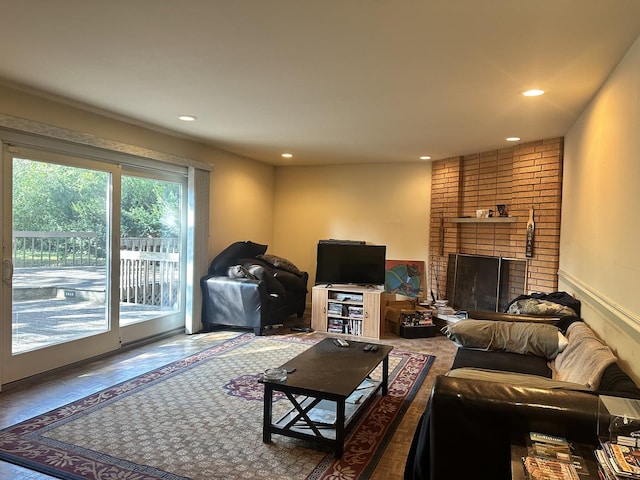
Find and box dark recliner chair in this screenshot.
[200,241,308,335]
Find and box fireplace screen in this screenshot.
[445,254,527,312]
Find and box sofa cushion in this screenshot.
[554,322,617,390]
[468,310,560,324]
[257,253,303,277]
[208,241,268,275]
[442,319,567,359]
[452,348,553,377]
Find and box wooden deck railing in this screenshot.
[12,232,180,307]
[12,231,101,267]
[119,238,180,307]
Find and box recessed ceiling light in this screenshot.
[420,156,432,160]
[506,137,521,142]
[522,89,545,97]
[281,153,293,158]
[178,115,197,121]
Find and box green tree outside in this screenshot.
[12,158,181,265]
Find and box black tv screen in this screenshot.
[315,243,386,286]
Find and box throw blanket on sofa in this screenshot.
[553,322,617,390]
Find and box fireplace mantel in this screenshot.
[449,217,518,224]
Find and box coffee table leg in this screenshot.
[263,384,273,443]
[382,355,389,396]
[334,399,346,458]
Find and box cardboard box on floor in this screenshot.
[383,298,430,336]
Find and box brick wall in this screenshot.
[428,137,563,301]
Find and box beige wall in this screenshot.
[272,162,432,290]
[0,83,275,262]
[561,35,640,383]
[0,83,433,293]
[207,151,274,255]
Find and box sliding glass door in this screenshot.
[1,144,187,384]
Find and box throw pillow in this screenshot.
[257,253,303,277]
[554,322,617,390]
[441,320,567,359]
[208,241,268,275]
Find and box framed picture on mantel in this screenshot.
[384,260,425,298]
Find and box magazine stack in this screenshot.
[520,432,588,480]
[595,441,640,479]
[595,396,640,480]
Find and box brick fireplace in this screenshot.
[428,137,563,307]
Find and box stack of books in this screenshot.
[595,441,640,479]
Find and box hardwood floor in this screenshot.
[0,323,457,480]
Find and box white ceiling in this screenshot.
[2,1,640,166]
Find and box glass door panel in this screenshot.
[1,146,120,384]
[11,158,110,353]
[119,175,182,326]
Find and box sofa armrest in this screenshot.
[467,310,560,324]
[428,375,599,479]
[200,275,269,330]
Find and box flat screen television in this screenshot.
[315,242,386,286]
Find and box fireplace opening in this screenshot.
[445,254,527,312]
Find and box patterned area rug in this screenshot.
[0,334,434,480]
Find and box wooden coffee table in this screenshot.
[262,337,393,458]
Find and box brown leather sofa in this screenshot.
[404,314,640,479]
[411,376,601,479]
[467,309,561,323]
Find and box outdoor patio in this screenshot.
[11,267,176,353]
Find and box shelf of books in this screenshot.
[327,297,364,336]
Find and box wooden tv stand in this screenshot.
[311,284,389,339]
